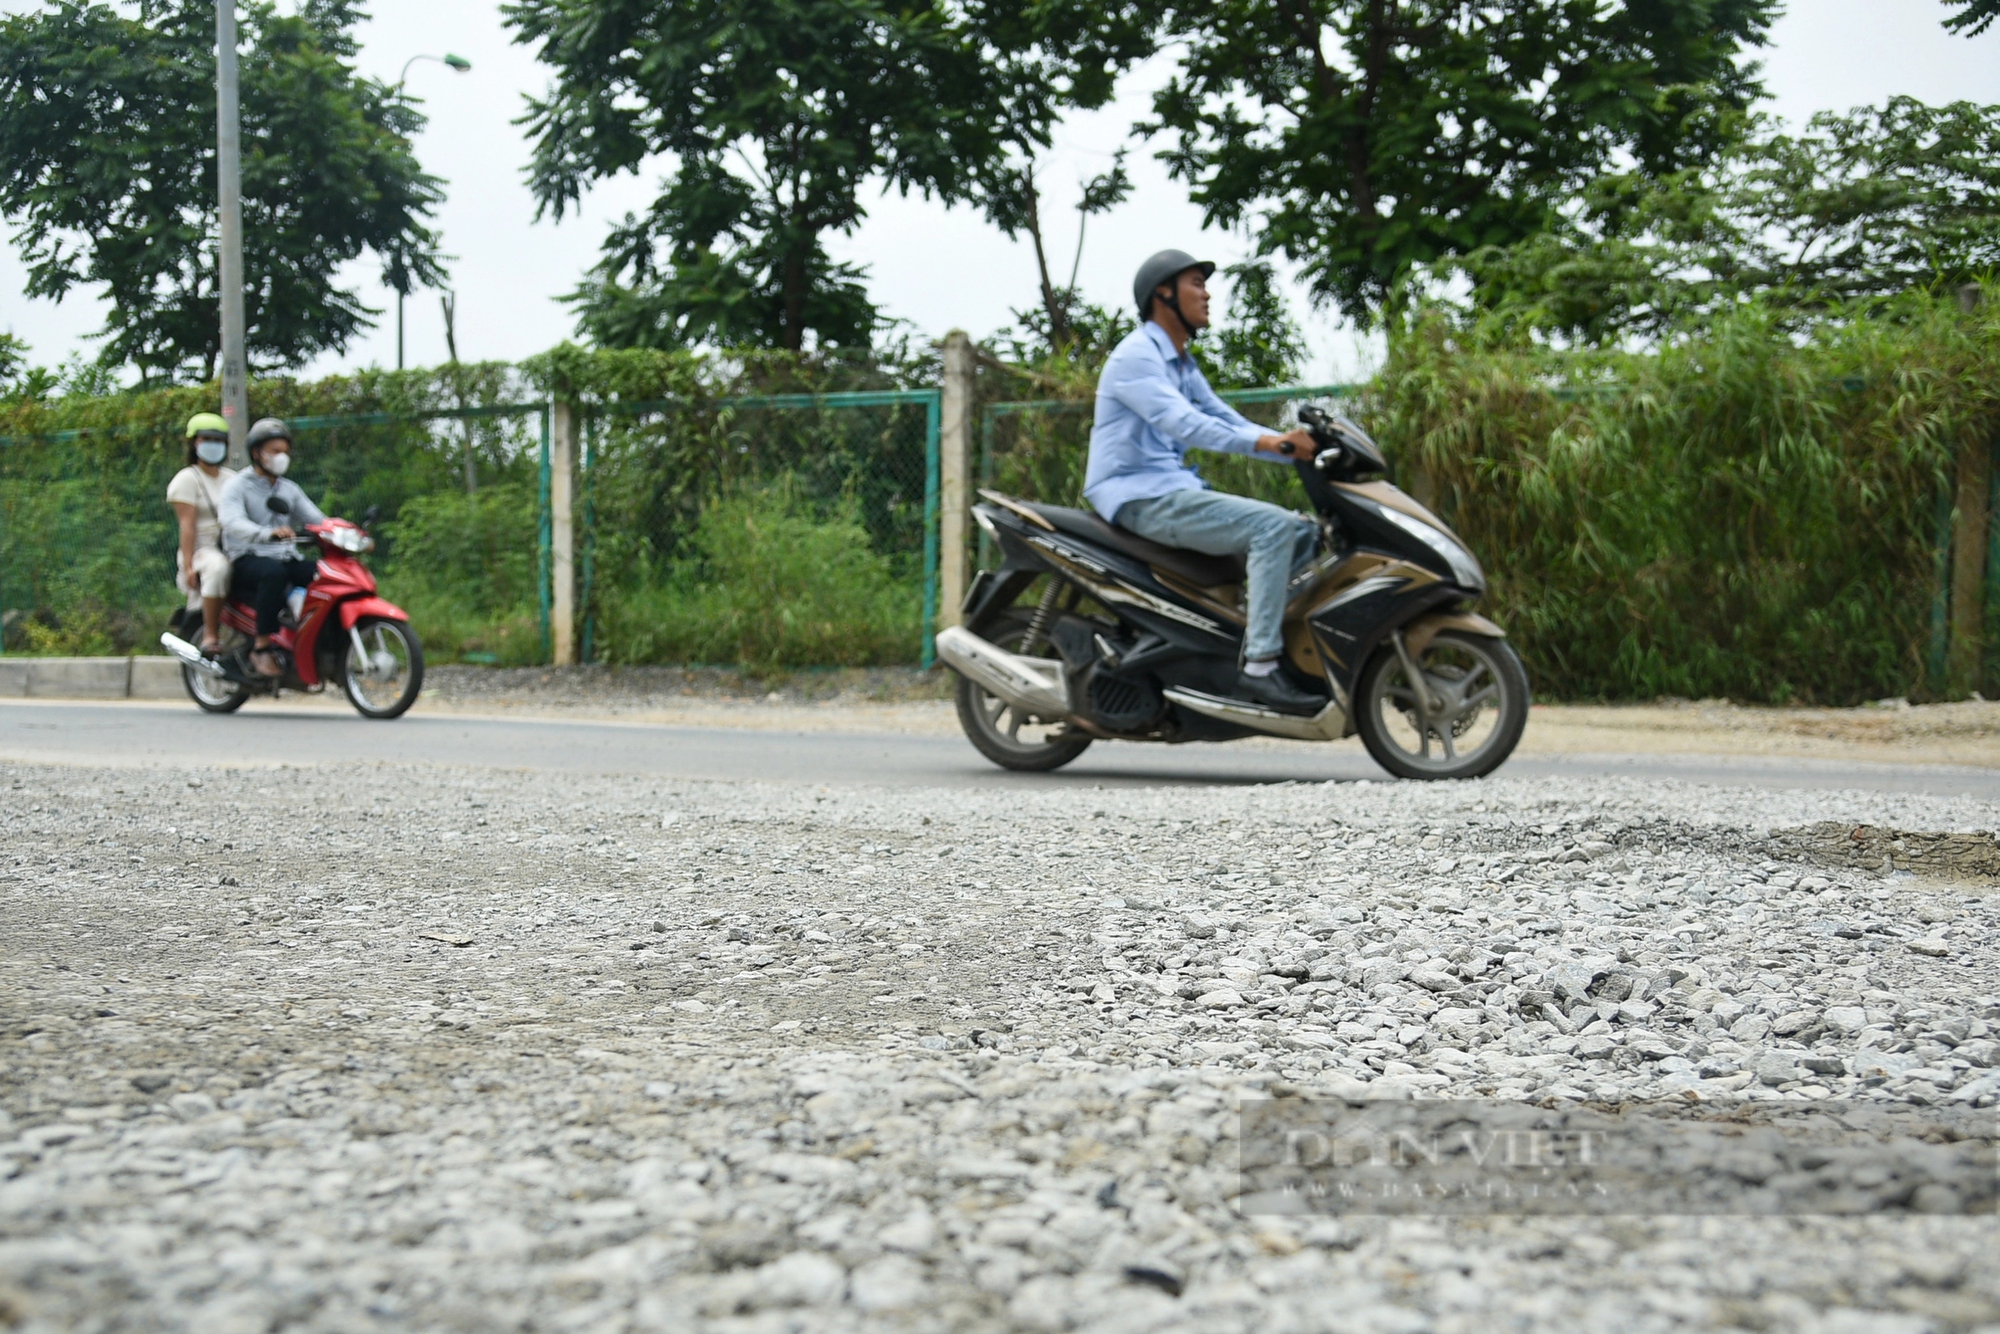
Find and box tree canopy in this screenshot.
[1445,99,2000,340]
[1138,0,1778,321]
[0,0,445,382]
[1945,0,1999,35]
[506,0,1136,352]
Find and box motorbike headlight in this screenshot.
[324,528,373,553]
[1367,503,1485,590]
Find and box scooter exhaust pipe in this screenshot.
[160,632,227,677]
[934,626,1070,718]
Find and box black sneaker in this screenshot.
[1232,669,1326,716]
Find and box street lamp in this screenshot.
[393,53,471,370]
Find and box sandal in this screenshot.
[249,648,283,677]
[199,637,222,656]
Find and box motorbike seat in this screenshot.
[1025,502,1247,588]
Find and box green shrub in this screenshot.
[598,481,918,672]
[375,482,545,664]
[1372,295,2000,703]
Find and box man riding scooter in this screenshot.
[217,418,326,678]
[1084,250,1326,715]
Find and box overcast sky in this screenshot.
[4,0,1998,385]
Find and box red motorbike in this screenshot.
[160,510,424,719]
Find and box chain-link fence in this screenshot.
[1,387,941,669]
[0,402,548,658]
[571,389,941,668]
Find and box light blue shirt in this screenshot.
[218,469,327,560]
[1082,322,1281,522]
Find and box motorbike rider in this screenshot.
[1084,250,1326,715]
[166,412,238,655]
[217,418,326,678]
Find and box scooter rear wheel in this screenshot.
[342,617,424,719]
[953,608,1093,772]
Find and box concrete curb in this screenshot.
[0,656,185,701]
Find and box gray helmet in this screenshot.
[245,417,292,455]
[1133,249,1216,317]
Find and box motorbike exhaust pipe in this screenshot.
[160,632,227,677]
[934,626,1070,718]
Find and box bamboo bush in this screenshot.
[1372,294,2000,702]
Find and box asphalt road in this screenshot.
[4,698,1999,797]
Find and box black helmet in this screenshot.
[1133,249,1216,317]
[245,417,292,455]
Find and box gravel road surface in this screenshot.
[4,719,1999,1331]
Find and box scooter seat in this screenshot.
[1025,503,1247,589]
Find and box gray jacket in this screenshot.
[218,469,327,560]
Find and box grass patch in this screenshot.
[598,481,919,672]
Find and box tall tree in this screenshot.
[506,0,1137,352]
[0,0,445,382]
[1453,99,2000,340]
[1141,0,1778,320]
[1944,0,1999,35]
[1199,261,1309,388]
[979,151,1131,351]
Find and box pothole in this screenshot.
[1771,822,2000,883]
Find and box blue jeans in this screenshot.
[1116,489,1318,661]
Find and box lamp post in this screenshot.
[393,53,471,370]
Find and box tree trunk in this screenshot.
[441,293,476,496]
[782,243,808,351]
[1021,172,1070,349]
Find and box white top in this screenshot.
[165,464,237,548]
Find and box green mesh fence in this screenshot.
[573,389,941,667]
[0,389,940,668]
[0,404,547,659]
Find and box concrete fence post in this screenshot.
[1950,435,1994,697]
[550,399,579,666]
[939,330,974,629]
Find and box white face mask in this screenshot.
[195,439,227,465]
[262,450,291,477]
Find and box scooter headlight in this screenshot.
[1360,501,1484,591]
[322,528,374,553]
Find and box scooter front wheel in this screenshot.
[1354,630,1528,780]
[342,617,424,719]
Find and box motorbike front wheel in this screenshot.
[1354,630,1528,780]
[342,617,424,719]
[953,606,1093,772]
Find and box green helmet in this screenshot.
[185,411,228,438]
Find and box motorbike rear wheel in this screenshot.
[1354,630,1528,780]
[342,617,424,719]
[182,660,250,713]
[953,607,1093,772]
[177,617,250,713]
